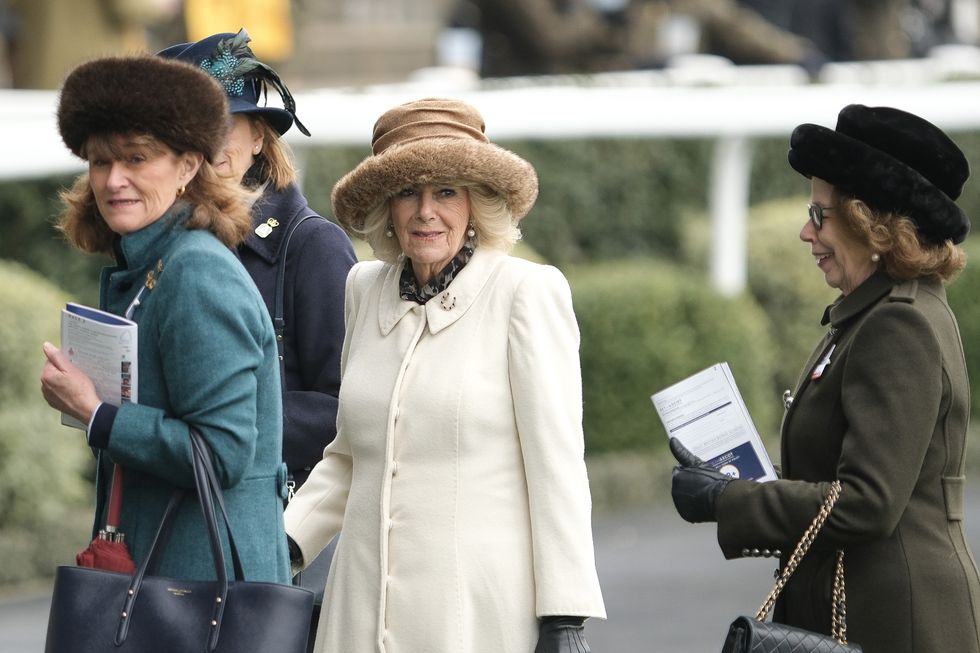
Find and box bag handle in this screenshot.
[115,428,245,652]
[755,480,850,645]
[273,214,324,393]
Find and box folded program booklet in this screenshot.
[60,302,138,430]
[651,362,777,482]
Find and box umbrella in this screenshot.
[76,465,135,573]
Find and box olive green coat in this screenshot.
[717,270,980,653]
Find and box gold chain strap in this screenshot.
[755,480,850,645]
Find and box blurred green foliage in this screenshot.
[0,261,93,584]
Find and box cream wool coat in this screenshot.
[285,246,606,653]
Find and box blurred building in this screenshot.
[282,0,456,88]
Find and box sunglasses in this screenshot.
[807,203,831,230]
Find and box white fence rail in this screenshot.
[5,63,980,294]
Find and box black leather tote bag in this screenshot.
[45,429,314,653]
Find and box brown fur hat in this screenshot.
[57,55,230,162]
[331,98,538,231]
[789,104,970,244]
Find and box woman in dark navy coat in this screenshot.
[159,28,356,648]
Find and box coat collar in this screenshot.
[378,246,506,336]
[239,182,312,265]
[114,201,193,270]
[821,267,896,328]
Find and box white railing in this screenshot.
[6,54,980,294]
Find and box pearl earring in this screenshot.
[385,224,394,238]
[871,253,880,263]
[466,224,476,238]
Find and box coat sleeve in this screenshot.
[508,264,606,619]
[283,262,365,566]
[717,301,943,556]
[280,218,356,476]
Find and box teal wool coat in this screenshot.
[717,270,980,653]
[92,203,290,583]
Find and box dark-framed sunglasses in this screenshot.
[807,203,831,230]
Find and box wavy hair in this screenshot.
[247,115,298,191]
[834,190,966,282]
[351,180,523,264]
[57,133,255,256]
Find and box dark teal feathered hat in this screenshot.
[158,28,310,137]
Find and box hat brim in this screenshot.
[228,97,294,135]
[788,123,969,244]
[331,137,539,232]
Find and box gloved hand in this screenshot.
[534,616,591,653]
[669,437,732,523]
[287,534,304,566]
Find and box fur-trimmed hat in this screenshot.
[788,104,970,244]
[157,28,309,137]
[331,98,538,232]
[57,55,230,162]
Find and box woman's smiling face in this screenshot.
[390,184,471,285]
[87,133,201,236]
[800,177,877,295]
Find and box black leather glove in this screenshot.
[669,437,732,523]
[534,616,591,653]
[287,534,304,566]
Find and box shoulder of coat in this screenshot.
[888,278,919,304]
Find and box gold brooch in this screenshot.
[255,218,280,238]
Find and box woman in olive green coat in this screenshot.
[670,104,980,653]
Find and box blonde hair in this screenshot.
[57,132,254,256]
[834,191,966,282]
[249,115,298,191]
[350,180,523,264]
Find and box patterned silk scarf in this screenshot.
[399,244,474,305]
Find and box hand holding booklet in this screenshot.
[60,303,138,430]
[651,362,776,482]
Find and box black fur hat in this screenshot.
[788,104,970,244]
[57,55,230,162]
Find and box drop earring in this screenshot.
[385,224,394,238]
[466,224,476,239]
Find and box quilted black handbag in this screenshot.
[44,429,314,653]
[721,480,863,653]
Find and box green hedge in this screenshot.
[0,260,93,584]
[0,176,106,306]
[568,259,777,454]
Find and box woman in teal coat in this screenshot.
[39,54,290,583]
[669,105,980,653]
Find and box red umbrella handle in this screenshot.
[107,465,124,530]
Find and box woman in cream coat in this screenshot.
[284,98,605,653]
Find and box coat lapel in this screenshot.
[377,247,506,336]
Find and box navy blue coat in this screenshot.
[238,182,356,488]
